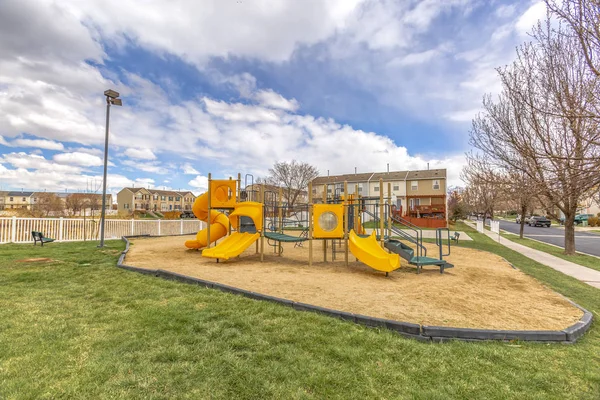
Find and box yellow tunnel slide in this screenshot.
[184,192,230,249]
[348,230,400,273]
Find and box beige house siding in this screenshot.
[406,178,446,197]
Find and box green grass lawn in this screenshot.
[1,235,599,399]
[499,233,600,273]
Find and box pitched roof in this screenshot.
[312,169,446,184]
[7,191,34,197]
[405,169,446,180]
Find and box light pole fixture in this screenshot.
[98,89,122,248]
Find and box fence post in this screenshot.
[131,219,135,236]
[180,219,183,235]
[158,219,161,236]
[11,216,16,243]
[59,217,64,242]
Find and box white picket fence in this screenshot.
[0,217,204,244]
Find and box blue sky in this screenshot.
[0,0,547,196]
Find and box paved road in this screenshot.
[496,220,600,257]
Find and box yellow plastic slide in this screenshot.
[202,232,260,260]
[184,192,230,249]
[348,229,400,273]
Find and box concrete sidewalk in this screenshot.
[467,221,600,289]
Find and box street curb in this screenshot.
[116,236,593,344]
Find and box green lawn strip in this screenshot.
[499,233,600,273]
[0,240,598,399]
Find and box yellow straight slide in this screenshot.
[202,232,260,260]
[348,230,400,273]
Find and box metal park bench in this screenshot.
[31,231,55,246]
[451,232,460,243]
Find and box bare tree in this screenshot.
[266,160,319,211]
[33,193,64,217]
[470,18,600,254]
[447,186,469,222]
[503,170,538,238]
[65,194,85,216]
[546,0,600,77]
[461,154,504,225]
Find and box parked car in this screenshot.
[515,215,531,224]
[180,210,196,218]
[528,216,551,227]
[559,214,594,225]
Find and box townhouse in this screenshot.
[117,188,196,213]
[312,169,447,222]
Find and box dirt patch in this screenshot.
[16,258,53,263]
[124,235,583,330]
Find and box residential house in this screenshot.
[117,187,152,213]
[117,188,196,214]
[3,191,35,209]
[404,169,447,219]
[312,169,447,225]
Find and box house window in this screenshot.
[411,181,418,190]
[22,197,26,201]
[154,195,158,200]
[433,180,440,190]
[327,189,332,193]
[176,197,180,201]
[34,198,38,202]
[358,187,363,192]
[161,196,166,200]
[9,197,13,202]
[169,205,173,210]
[124,203,129,209]
[393,185,399,191]
[374,186,379,192]
[168,196,173,201]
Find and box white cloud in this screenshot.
[254,89,300,112]
[495,4,517,18]
[60,0,367,63]
[121,159,168,174]
[182,163,199,175]
[515,2,546,35]
[53,152,104,167]
[123,148,157,160]
[3,137,65,151]
[0,152,133,193]
[188,175,209,190]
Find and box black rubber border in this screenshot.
[117,236,593,343]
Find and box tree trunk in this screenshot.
[564,213,576,255]
[519,204,527,239]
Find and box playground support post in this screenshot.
[260,184,264,262]
[379,178,384,249]
[207,173,212,249]
[308,182,313,267]
[228,176,233,237]
[237,173,241,202]
[354,184,359,261]
[278,187,283,256]
[387,182,392,244]
[344,181,349,266]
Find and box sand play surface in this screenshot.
[124,235,582,330]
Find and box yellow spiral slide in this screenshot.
[184,192,230,249]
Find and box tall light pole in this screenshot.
[98,89,122,248]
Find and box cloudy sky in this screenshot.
[0,0,547,196]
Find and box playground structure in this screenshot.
[185,173,454,275]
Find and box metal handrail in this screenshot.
[435,227,451,259]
